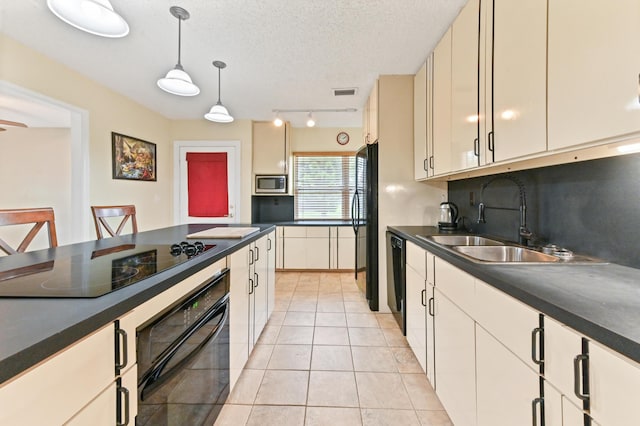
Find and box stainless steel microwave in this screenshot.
[255,175,287,193]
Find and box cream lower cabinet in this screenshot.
[266,230,276,318]
[336,226,355,270]
[229,244,251,390]
[405,241,427,373]
[434,287,477,426]
[276,226,284,269]
[250,235,269,353]
[229,235,273,389]
[280,226,353,270]
[0,320,133,426]
[476,325,540,426]
[282,226,330,269]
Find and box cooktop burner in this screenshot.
[0,242,214,298]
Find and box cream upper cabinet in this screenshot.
[368,80,379,144]
[363,81,379,145]
[483,0,547,163]
[432,28,453,176]
[450,0,481,172]
[548,0,640,151]
[252,121,291,176]
[414,60,428,180]
[414,59,431,180]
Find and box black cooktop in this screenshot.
[0,242,214,298]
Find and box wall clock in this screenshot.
[336,131,350,145]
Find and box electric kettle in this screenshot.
[438,202,458,230]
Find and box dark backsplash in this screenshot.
[447,152,640,269]
[251,196,294,223]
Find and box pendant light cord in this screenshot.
[217,66,222,103]
[176,17,182,68]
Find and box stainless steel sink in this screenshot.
[452,245,560,263]
[418,235,504,246]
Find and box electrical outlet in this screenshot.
[469,192,475,206]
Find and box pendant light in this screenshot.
[47,0,129,38]
[157,6,200,97]
[204,61,234,123]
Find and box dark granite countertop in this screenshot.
[388,225,640,364]
[0,223,275,385]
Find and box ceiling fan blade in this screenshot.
[0,119,28,128]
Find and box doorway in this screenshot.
[173,140,241,225]
[0,80,90,244]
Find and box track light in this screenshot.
[306,112,316,127]
[157,6,200,97]
[273,113,283,127]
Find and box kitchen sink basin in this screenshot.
[417,235,504,246]
[452,245,560,263]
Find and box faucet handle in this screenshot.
[477,202,486,224]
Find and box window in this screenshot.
[294,152,355,220]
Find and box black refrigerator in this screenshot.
[351,143,378,311]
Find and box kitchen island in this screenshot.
[0,223,274,385]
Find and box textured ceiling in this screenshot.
[0,0,466,128]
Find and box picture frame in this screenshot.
[111,132,157,181]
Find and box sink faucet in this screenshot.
[476,174,532,246]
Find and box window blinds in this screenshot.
[293,153,355,220]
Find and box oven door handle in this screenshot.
[138,295,229,400]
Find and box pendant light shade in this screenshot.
[47,0,129,38]
[205,61,234,123]
[157,6,200,97]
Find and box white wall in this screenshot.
[0,127,72,249]
[291,127,363,152]
[0,34,171,239]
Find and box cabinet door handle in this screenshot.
[423,158,428,172]
[488,131,495,164]
[531,397,543,426]
[116,383,130,426]
[115,327,128,372]
[421,289,427,307]
[573,354,590,401]
[254,272,259,288]
[248,277,254,294]
[249,248,254,265]
[428,296,435,316]
[267,238,272,251]
[531,327,544,365]
[255,246,260,262]
[473,138,479,157]
[429,156,434,171]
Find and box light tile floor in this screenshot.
[215,271,453,426]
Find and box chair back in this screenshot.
[0,208,58,255]
[91,205,138,239]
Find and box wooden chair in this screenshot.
[91,205,138,239]
[0,208,58,255]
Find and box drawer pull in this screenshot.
[531,327,544,365]
[115,327,128,372]
[573,353,590,401]
[531,397,543,426]
[116,384,130,426]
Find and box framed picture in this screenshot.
[112,132,157,181]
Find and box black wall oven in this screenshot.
[136,268,230,425]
